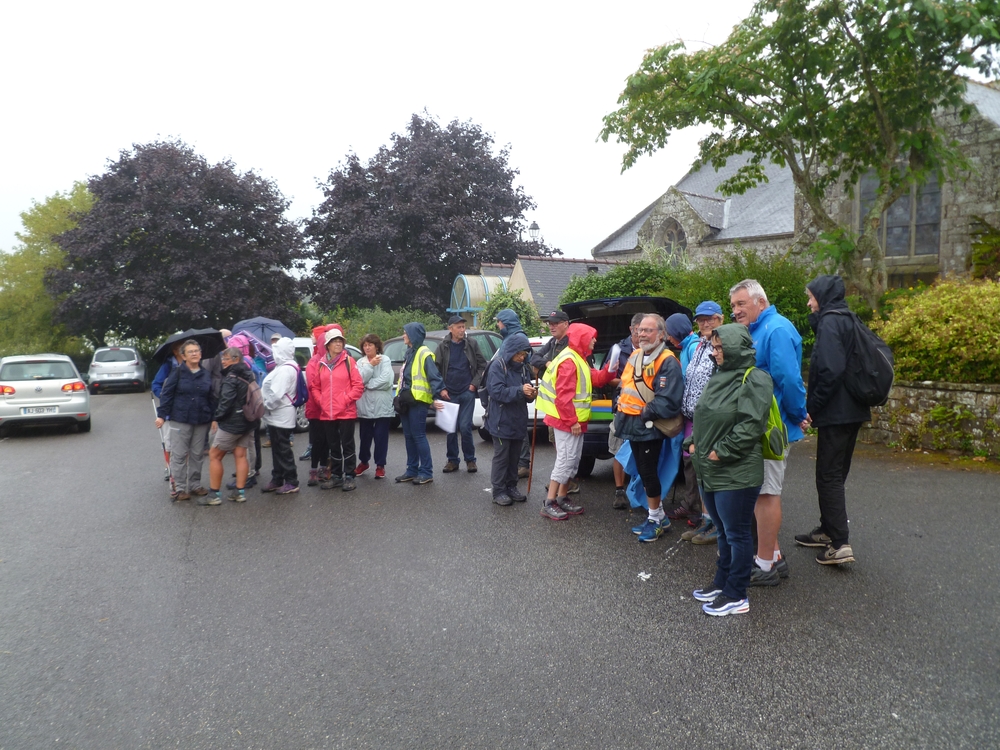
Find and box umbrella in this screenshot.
[152,328,227,365]
[232,317,295,342]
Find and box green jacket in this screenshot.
[685,324,774,492]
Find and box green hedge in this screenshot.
[477,289,543,337]
[304,306,444,348]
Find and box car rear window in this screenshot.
[1,361,78,381]
[383,340,408,363]
[94,349,137,363]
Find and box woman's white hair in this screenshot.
[729,278,768,304]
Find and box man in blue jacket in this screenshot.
[730,279,808,586]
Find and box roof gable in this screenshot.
[514,256,618,309]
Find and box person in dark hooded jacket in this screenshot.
[796,274,870,566]
[485,329,536,505]
[395,322,444,484]
[207,348,256,503]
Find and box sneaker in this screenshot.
[749,565,781,587]
[775,555,790,579]
[816,544,855,565]
[682,517,712,542]
[298,445,312,461]
[540,501,569,521]
[190,487,208,496]
[227,490,247,503]
[307,470,319,487]
[342,477,356,492]
[413,476,433,485]
[466,460,477,473]
[493,494,513,506]
[691,523,719,545]
[565,479,580,495]
[665,505,697,521]
[261,438,271,448]
[196,494,222,506]
[637,519,669,543]
[702,595,750,616]
[260,480,282,493]
[375,466,386,479]
[507,488,527,502]
[517,466,530,479]
[442,462,459,473]
[355,463,370,476]
[227,475,257,490]
[795,527,832,547]
[320,475,344,490]
[274,483,299,495]
[612,488,629,510]
[555,496,584,516]
[395,473,417,483]
[692,585,723,603]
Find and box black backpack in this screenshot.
[834,311,895,407]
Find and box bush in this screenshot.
[561,261,675,304]
[873,279,1000,384]
[304,305,444,348]
[478,289,543,337]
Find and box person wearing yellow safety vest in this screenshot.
[615,313,685,543]
[394,322,445,485]
[536,323,618,521]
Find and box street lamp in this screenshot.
[528,221,540,243]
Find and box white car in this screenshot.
[0,354,91,436]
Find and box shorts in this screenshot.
[761,443,791,496]
[212,427,254,452]
[608,420,624,455]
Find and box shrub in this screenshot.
[478,289,543,337]
[873,279,1000,384]
[560,261,676,304]
[304,305,444,348]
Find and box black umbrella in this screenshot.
[152,328,227,365]
[232,316,295,342]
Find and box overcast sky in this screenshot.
[0,0,757,259]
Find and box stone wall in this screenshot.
[861,380,1000,456]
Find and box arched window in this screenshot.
[656,218,687,253]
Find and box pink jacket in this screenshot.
[309,351,364,421]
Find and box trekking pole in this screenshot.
[527,374,539,495]
[151,391,176,496]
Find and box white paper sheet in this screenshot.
[434,399,460,433]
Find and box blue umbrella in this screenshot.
[232,317,296,342]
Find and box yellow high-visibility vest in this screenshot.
[536,347,592,423]
[397,346,435,404]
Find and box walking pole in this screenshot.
[151,391,176,497]
[527,374,539,495]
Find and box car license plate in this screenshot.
[21,406,59,415]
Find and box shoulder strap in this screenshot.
[742,366,755,384]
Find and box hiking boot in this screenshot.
[260,480,282,493]
[775,555,790,579]
[517,466,530,479]
[693,585,723,603]
[342,477,357,492]
[493,494,514,506]
[190,487,208,496]
[750,565,781,587]
[442,462,459,473]
[612,488,629,510]
[691,523,719,545]
[413,476,434,485]
[466,460,477,473]
[816,544,855,565]
[196,494,222,506]
[682,517,713,542]
[540,501,569,521]
[175,492,191,502]
[702,595,749,616]
[375,466,386,479]
[307,469,319,487]
[298,445,312,461]
[320,475,344,490]
[395,473,417,483]
[795,527,832,547]
[665,505,697,521]
[555,496,583,516]
[565,479,580,495]
[274,483,299,495]
[507,488,527,503]
[227,490,247,503]
[636,519,669,543]
[355,462,370,476]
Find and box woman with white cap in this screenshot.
[310,326,364,492]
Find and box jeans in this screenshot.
[401,402,432,479]
[358,417,391,467]
[815,422,862,547]
[269,425,297,486]
[491,436,523,498]
[702,485,761,601]
[446,388,477,463]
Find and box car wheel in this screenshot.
[478,426,491,442]
[293,405,309,433]
[78,418,92,433]
[577,455,596,478]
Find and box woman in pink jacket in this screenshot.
[304,324,337,486]
[309,326,364,492]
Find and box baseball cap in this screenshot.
[694,301,724,318]
[545,310,569,323]
[447,315,465,326]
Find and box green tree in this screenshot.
[601,0,1000,306]
[0,183,93,356]
[478,289,543,337]
[560,261,676,303]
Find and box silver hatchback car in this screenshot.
[88,346,147,393]
[0,354,92,435]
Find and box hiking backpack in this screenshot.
[742,367,789,461]
[283,362,309,407]
[833,311,895,407]
[242,378,266,422]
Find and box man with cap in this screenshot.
[435,315,488,473]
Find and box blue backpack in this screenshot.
[283,363,309,407]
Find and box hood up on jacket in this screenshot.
[312,324,336,357]
[403,322,426,349]
[495,309,524,340]
[271,337,295,365]
[499,331,531,363]
[713,323,757,372]
[227,333,253,359]
[566,323,598,358]
[807,274,847,312]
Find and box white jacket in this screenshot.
[262,338,298,429]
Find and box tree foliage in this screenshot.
[478,288,543,337]
[301,304,444,349]
[46,141,306,345]
[601,0,1000,306]
[0,183,93,356]
[306,113,557,314]
[560,261,675,303]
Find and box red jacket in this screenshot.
[305,324,339,420]
[543,323,615,433]
[308,350,364,421]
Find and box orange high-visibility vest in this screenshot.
[617,347,674,415]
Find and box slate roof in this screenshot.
[591,199,658,256]
[964,79,1000,129]
[516,256,618,310]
